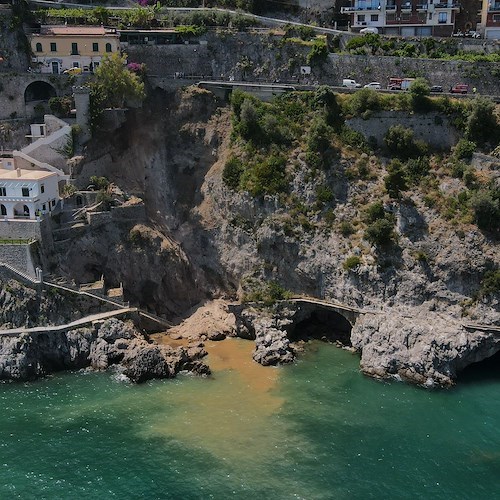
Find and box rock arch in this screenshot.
[288,304,354,346]
[24,80,57,103]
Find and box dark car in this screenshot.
[430,85,443,93]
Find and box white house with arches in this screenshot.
[0,167,60,220]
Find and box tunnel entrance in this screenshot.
[457,349,500,385]
[24,81,57,103]
[289,309,352,347]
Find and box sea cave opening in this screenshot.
[457,349,500,384]
[289,309,353,347]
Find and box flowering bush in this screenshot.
[127,62,146,77]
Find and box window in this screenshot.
[73,62,80,68]
[0,204,6,216]
[371,14,379,21]
[438,12,447,22]
[51,200,56,207]
[494,14,500,21]
[401,12,411,19]
[35,42,42,52]
[41,184,45,194]
[105,43,112,52]
[386,13,396,20]
[71,42,78,55]
[0,187,5,196]
[42,204,46,211]
[429,12,433,19]
[22,187,29,197]
[93,42,99,52]
[50,42,57,52]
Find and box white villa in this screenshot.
[0,167,60,220]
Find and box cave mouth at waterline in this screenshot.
[457,349,500,384]
[289,310,352,347]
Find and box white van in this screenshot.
[342,79,361,89]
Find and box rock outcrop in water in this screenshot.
[0,318,209,382]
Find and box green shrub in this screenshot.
[365,218,395,246]
[339,221,355,237]
[306,37,328,65]
[307,115,333,154]
[408,78,431,112]
[243,281,292,306]
[343,255,361,270]
[365,201,386,223]
[90,176,109,190]
[405,156,430,184]
[453,139,476,160]
[384,124,428,160]
[470,190,499,232]
[339,126,369,152]
[316,185,334,203]
[478,269,500,298]
[223,157,244,190]
[465,97,500,146]
[348,88,381,116]
[242,154,288,197]
[384,159,408,198]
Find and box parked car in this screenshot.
[450,84,469,94]
[430,85,443,93]
[342,79,362,88]
[63,67,83,75]
[360,27,378,34]
[364,82,381,89]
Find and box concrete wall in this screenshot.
[347,111,460,149]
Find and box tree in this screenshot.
[409,78,431,112]
[384,159,407,198]
[384,124,427,160]
[470,190,499,232]
[465,97,500,146]
[365,218,395,246]
[91,52,145,109]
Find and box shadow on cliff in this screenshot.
[456,349,500,385]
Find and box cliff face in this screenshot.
[57,87,499,385]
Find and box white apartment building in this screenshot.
[342,0,459,36]
[0,167,60,220]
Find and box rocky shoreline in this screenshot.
[0,318,210,383]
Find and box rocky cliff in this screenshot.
[39,86,500,386]
[0,318,209,382]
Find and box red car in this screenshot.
[450,84,469,94]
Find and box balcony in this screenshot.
[386,3,397,9]
[341,3,380,11]
[489,2,500,10]
[416,3,428,10]
[435,2,460,8]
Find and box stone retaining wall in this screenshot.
[346,111,460,150]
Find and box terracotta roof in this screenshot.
[39,26,118,36]
[0,169,56,181]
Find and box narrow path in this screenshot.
[0,307,137,336]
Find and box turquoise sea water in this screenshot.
[0,339,499,500]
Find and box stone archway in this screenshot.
[288,308,353,346]
[24,80,57,103]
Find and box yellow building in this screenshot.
[30,26,120,74]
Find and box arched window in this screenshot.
[105,43,112,53]
[0,204,6,216]
[36,42,42,52]
[23,205,30,217]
